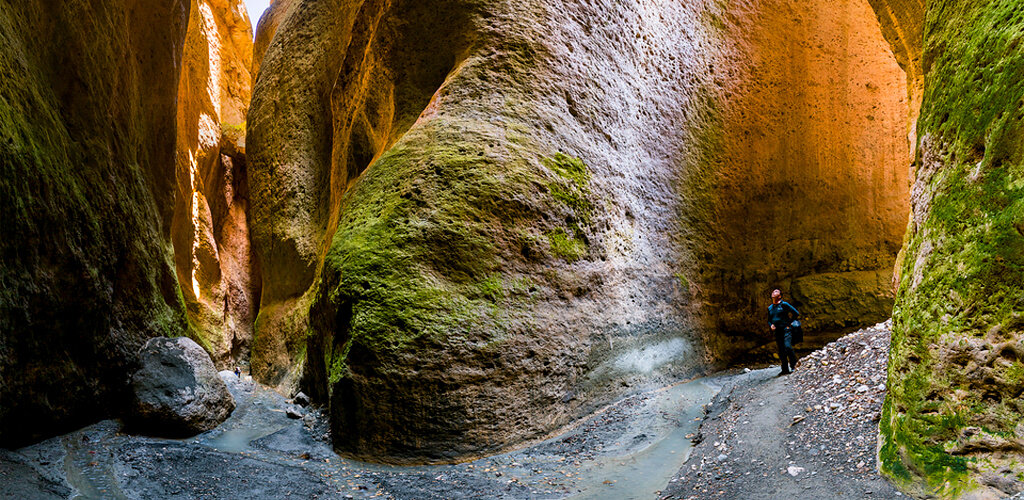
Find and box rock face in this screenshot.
[252,0,293,80]
[867,1,1024,498]
[248,0,910,461]
[0,0,191,446]
[688,0,910,359]
[129,337,235,436]
[173,0,258,367]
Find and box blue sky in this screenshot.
[243,0,271,30]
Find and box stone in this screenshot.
[787,466,805,477]
[129,337,235,437]
[286,406,304,419]
[293,392,310,406]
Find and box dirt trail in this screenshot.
[662,322,902,500]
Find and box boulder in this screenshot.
[130,337,235,437]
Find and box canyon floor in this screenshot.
[2,324,900,500]
[663,321,901,500]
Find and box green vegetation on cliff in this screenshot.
[0,1,189,447]
[881,1,1024,495]
[309,121,594,385]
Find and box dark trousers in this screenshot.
[775,328,798,372]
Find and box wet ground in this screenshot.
[2,372,721,499]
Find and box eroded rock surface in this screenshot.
[129,337,235,436]
[252,0,293,80]
[248,0,911,461]
[868,1,1024,497]
[0,0,190,447]
[173,0,258,366]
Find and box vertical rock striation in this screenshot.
[0,0,190,446]
[173,0,258,367]
[869,1,1024,497]
[248,0,911,461]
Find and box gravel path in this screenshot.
[2,322,907,500]
[661,321,904,500]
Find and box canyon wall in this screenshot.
[252,0,292,80]
[0,0,190,446]
[248,0,909,462]
[248,0,710,460]
[691,0,910,359]
[870,0,1024,497]
[173,0,258,366]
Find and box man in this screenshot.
[768,289,800,375]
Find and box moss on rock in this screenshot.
[879,1,1024,496]
[0,0,191,446]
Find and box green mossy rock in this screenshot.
[874,0,1024,497]
[0,0,190,446]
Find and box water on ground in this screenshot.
[3,373,721,499]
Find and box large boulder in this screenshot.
[129,337,235,436]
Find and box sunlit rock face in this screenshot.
[172,0,258,367]
[868,1,1024,497]
[0,0,190,446]
[252,0,292,80]
[690,0,911,360]
[248,0,910,461]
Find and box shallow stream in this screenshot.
[6,373,721,499]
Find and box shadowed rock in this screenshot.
[130,337,235,437]
[0,0,190,448]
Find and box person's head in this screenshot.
[771,289,782,304]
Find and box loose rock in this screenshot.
[129,337,235,437]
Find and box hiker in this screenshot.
[768,289,800,375]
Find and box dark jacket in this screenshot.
[768,301,800,330]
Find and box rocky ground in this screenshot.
[0,369,719,499]
[1,321,911,500]
[662,320,902,499]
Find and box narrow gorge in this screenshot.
[2,0,1024,498]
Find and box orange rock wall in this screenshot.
[173,0,258,366]
[693,0,911,358]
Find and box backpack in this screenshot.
[790,320,803,344]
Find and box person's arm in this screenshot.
[768,306,776,330]
[784,302,800,318]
